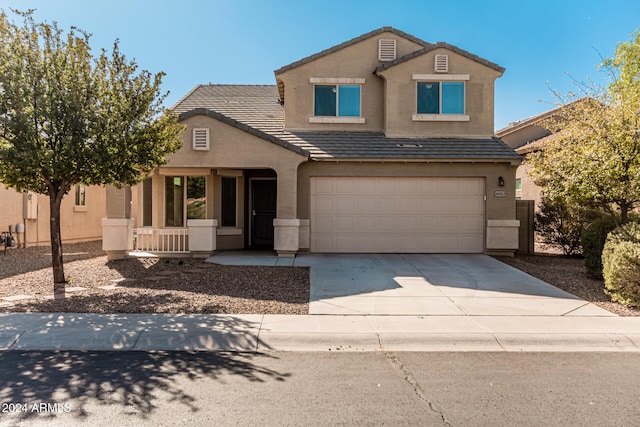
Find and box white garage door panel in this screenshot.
[311,177,485,253]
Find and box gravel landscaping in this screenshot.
[0,241,309,314]
[496,245,640,317]
[1,240,638,316]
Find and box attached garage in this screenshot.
[310,177,485,253]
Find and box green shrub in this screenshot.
[602,223,640,307]
[581,215,618,279]
[535,196,593,256]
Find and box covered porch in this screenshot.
[102,166,308,260]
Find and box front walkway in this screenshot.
[208,253,615,317]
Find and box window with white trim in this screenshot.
[417,81,465,115]
[192,128,209,150]
[412,74,469,121]
[309,77,365,123]
[314,85,361,117]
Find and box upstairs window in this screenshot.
[314,85,361,117]
[417,82,465,115]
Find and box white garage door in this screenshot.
[310,177,485,253]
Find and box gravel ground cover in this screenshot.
[0,241,309,314]
[1,240,637,316]
[496,244,639,317]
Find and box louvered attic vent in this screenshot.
[435,54,448,73]
[378,39,396,61]
[193,128,209,150]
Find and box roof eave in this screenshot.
[310,156,522,164]
[274,26,431,76]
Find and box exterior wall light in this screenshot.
[498,176,505,187]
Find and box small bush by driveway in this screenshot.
[497,254,639,317]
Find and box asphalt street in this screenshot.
[0,351,638,426]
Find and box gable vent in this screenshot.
[378,39,397,62]
[193,128,209,151]
[435,54,448,73]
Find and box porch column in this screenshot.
[187,219,218,257]
[102,185,134,260]
[273,166,300,257]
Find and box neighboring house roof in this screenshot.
[273,26,430,76]
[494,106,558,139]
[172,85,520,162]
[513,134,553,155]
[375,42,505,74]
[495,99,590,149]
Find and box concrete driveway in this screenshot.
[209,253,615,317]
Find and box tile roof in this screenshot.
[172,84,520,162]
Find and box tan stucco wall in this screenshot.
[376,47,502,138]
[166,115,307,219]
[516,161,542,207]
[168,115,307,173]
[1,183,105,247]
[276,31,424,132]
[0,184,23,234]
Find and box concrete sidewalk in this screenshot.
[0,312,639,352]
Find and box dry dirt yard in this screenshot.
[0,241,638,316]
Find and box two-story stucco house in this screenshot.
[102,27,521,259]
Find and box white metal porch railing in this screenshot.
[134,228,189,253]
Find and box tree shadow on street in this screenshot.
[0,349,288,423]
[0,312,289,422]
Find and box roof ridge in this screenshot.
[200,83,278,87]
[375,41,504,74]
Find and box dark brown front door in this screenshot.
[251,179,277,248]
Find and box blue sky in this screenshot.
[1,0,639,130]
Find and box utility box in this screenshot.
[25,192,38,219]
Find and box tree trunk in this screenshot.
[49,191,66,299]
[620,202,629,225]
